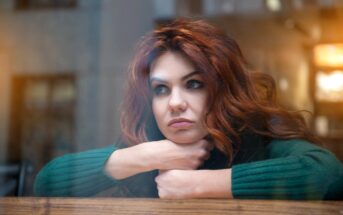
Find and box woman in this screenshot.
[34,19,343,199]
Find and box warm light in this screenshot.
[316,71,343,101]
[315,116,329,137]
[266,0,282,12]
[314,44,343,67]
[279,77,289,92]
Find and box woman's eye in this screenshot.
[153,85,169,96]
[186,80,204,89]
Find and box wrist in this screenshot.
[135,142,158,172]
[193,169,233,198]
[140,140,164,170]
[104,143,155,180]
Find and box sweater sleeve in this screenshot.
[231,139,343,200]
[34,145,118,197]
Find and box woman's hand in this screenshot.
[155,169,233,199]
[105,138,212,180]
[145,139,213,171]
[155,170,198,199]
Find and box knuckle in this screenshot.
[199,149,207,157]
[194,149,207,159]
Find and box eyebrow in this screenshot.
[150,71,201,83]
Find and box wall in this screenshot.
[95,0,154,149]
[212,16,314,113]
[0,0,155,163]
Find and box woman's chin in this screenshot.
[166,134,204,144]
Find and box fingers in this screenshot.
[157,138,215,170]
[183,138,215,162]
[196,139,214,153]
[198,138,215,162]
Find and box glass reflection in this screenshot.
[316,71,343,102]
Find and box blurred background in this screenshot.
[0,0,342,196]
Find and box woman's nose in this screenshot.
[168,89,187,113]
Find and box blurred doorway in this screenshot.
[8,74,76,195]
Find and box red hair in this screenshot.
[120,19,320,162]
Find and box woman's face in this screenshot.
[150,52,208,144]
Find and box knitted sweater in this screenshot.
[34,139,343,199]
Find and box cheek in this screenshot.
[152,99,163,123]
[192,93,207,115]
[152,100,157,118]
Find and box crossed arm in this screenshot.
[104,139,233,199]
[34,139,343,198]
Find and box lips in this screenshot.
[168,118,194,129]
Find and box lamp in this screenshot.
[314,44,343,67]
[316,70,343,102]
[314,44,343,102]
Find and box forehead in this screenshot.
[150,52,195,80]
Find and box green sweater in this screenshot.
[34,139,343,199]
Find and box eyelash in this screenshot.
[186,80,204,89]
[152,79,204,96]
[153,85,169,96]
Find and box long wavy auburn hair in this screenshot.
[120,19,320,162]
